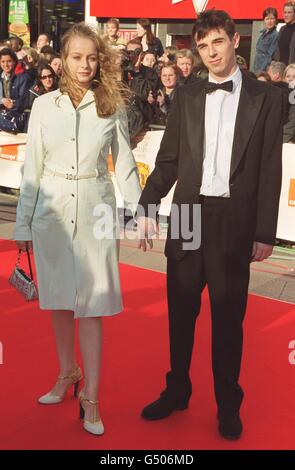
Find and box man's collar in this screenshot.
[208,66,242,91]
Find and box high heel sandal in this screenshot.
[79,394,104,436]
[38,366,83,404]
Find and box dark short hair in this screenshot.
[263,7,278,20]
[0,47,17,63]
[40,45,54,54]
[192,9,236,42]
[8,36,24,49]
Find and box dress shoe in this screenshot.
[141,391,190,421]
[218,412,243,440]
[38,366,83,405]
[79,391,104,436]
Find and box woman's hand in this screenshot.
[15,240,33,252]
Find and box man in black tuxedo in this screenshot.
[137,10,284,440]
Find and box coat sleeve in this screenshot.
[137,87,181,217]
[14,98,45,240]
[289,31,295,64]
[283,104,295,143]
[254,87,284,245]
[111,108,142,215]
[12,73,32,113]
[268,31,279,60]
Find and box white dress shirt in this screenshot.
[200,66,242,197]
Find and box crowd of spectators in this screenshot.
[0,5,294,143]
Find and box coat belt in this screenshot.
[43,167,103,180]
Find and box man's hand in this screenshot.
[251,241,273,262]
[137,216,159,252]
[15,240,33,252]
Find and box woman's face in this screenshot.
[40,68,54,91]
[107,23,118,38]
[136,23,146,38]
[284,6,295,24]
[66,36,98,89]
[285,66,295,84]
[264,14,277,30]
[161,66,177,89]
[50,57,62,76]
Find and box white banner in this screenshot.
[1,130,294,241]
[110,130,175,216]
[0,132,26,189]
[276,143,295,242]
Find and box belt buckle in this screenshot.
[66,173,75,180]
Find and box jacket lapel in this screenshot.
[185,80,207,183]
[230,73,266,179]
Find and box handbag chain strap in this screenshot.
[17,248,34,281]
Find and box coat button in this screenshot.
[71,193,75,197]
[71,220,74,223]
[70,138,75,141]
[71,166,75,170]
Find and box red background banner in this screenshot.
[90,0,285,20]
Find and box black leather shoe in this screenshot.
[141,392,190,421]
[218,412,243,440]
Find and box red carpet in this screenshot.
[0,238,295,450]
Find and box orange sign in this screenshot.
[288,179,295,207]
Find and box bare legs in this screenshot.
[49,311,103,422]
[79,317,102,423]
[50,310,77,397]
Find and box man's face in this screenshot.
[176,57,193,78]
[0,54,15,74]
[195,28,239,80]
[283,6,295,24]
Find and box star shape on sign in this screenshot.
[171,0,209,14]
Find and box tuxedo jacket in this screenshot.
[138,73,284,260]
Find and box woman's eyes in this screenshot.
[71,56,97,61]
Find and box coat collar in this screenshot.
[184,73,266,181]
[51,88,95,110]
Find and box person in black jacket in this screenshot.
[137,9,284,441]
[27,64,57,106]
[274,2,295,65]
[136,18,164,59]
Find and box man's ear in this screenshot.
[233,32,240,50]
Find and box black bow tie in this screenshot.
[205,80,233,94]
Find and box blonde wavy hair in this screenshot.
[59,22,127,117]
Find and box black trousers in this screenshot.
[166,196,253,415]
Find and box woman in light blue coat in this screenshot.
[14,23,141,436]
[253,7,279,73]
